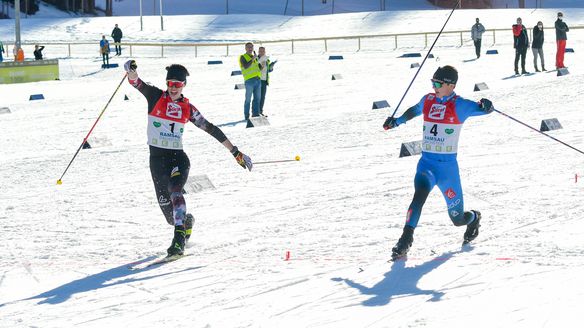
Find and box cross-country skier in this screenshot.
[383,65,494,259]
[124,60,253,256]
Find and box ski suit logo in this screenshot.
[429,104,446,120]
[166,102,182,119]
[445,188,457,199]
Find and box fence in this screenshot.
[7,25,583,59]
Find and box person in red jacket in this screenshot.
[555,12,569,69]
[124,60,253,257]
[512,17,530,75]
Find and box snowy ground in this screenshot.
[2,6,584,328]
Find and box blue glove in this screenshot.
[479,98,493,113]
[383,117,399,130]
[231,146,253,171]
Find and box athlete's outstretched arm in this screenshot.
[190,106,252,171]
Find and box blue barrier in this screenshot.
[399,53,422,58]
[29,94,44,100]
[208,60,223,65]
[101,63,119,69]
[329,55,344,60]
[486,49,498,55]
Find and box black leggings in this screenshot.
[149,149,190,226]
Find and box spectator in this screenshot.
[33,44,45,60]
[512,17,529,75]
[14,43,24,62]
[111,23,123,56]
[0,40,5,62]
[257,46,271,116]
[555,12,569,69]
[532,21,545,72]
[100,35,111,67]
[471,18,485,58]
[239,42,261,125]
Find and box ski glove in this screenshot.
[383,117,399,130]
[479,98,494,113]
[124,60,137,72]
[231,146,253,171]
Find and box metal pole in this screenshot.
[15,0,21,53]
[159,0,164,31]
[494,109,584,156]
[140,0,143,31]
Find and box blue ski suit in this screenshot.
[395,92,489,228]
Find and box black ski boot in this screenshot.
[185,213,194,242]
[463,210,482,244]
[391,226,414,260]
[167,225,186,256]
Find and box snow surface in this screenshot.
[1,5,584,328]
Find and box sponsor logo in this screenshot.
[180,128,184,133]
[158,195,170,206]
[153,121,161,128]
[445,128,454,134]
[170,166,180,177]
[447,198,460,209]
[445,188,456,199]
[450,210,459,217]
[166,103,182,119]
[429,104,446,120]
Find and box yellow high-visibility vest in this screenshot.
[239,53,261,81]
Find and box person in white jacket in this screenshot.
[471,18,486,58]
[257,46,271,116]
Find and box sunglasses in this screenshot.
[166,80,185,88]
[431,79,445,89]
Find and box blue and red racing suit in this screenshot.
[395,92,489,228]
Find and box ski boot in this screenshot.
[167,225,186,256]
[463,210,482,244]
[184,213,194,242]
[391,226,414,260]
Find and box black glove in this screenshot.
[383,117,399,130]
[479,98,493,113]
[124,60,137,72]
[231,146,253,171]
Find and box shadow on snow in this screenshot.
[1,256,204,306]
[332,251,458,306]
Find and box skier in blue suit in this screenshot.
[383,65,494,259]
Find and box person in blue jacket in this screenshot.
[383,65,494,259]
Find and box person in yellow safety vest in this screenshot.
[239,42,262,124]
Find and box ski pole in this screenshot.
[254,155,301,165]
[494,108,584,156]
[383,0,461,129]
[57,73,127,185]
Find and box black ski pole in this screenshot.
[494,108,584,156]
[383,0,461,129]
[57,73,128,185]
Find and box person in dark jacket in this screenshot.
[471,18,486,58]
[111,24,123,56]
[33,44,44,60]
[512,17,529,75]
[555,12,569,69]
[532,21,545,72]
